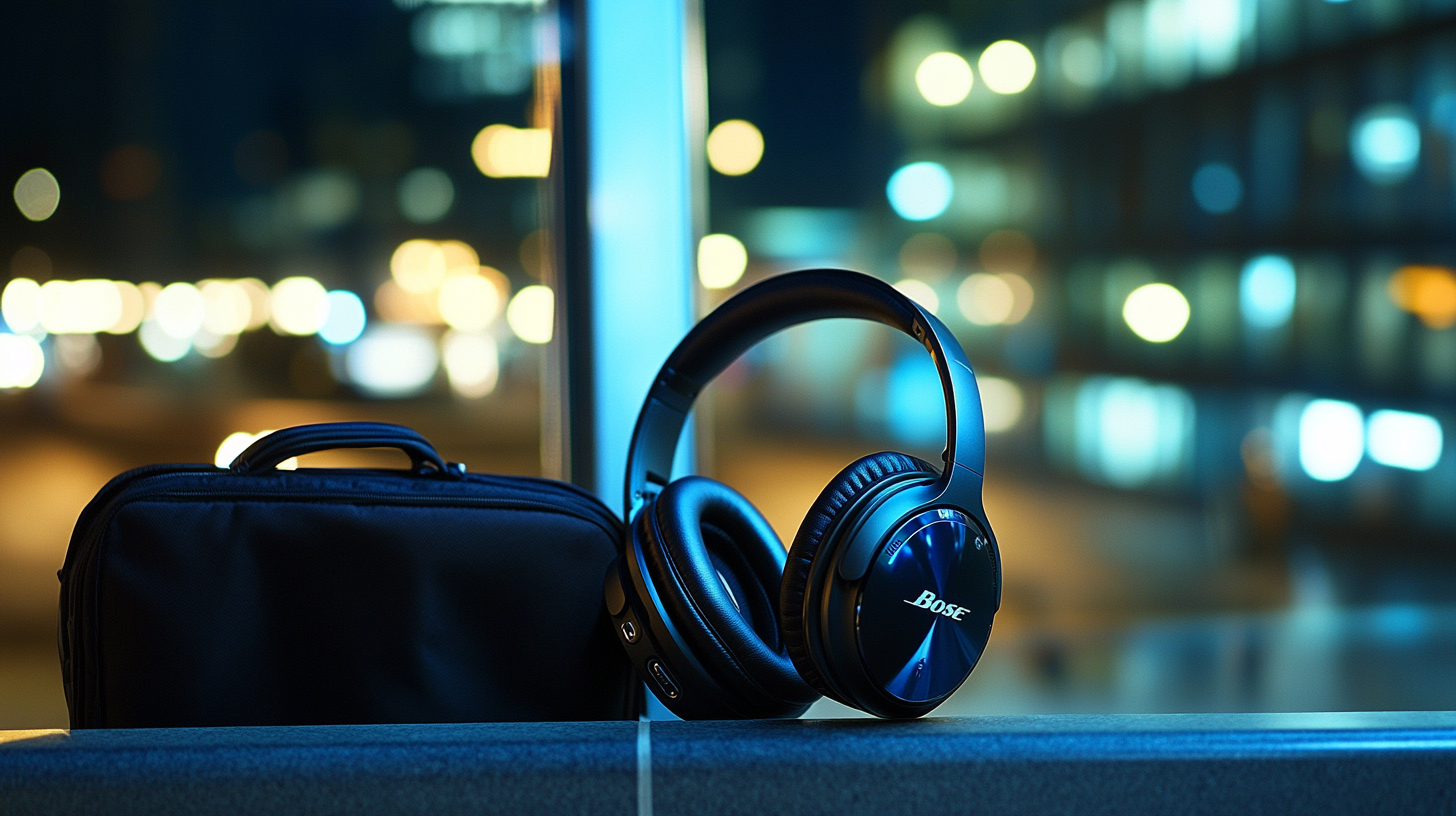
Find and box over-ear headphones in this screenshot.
[602,269,1001,719]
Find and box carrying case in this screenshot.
[58,422,638,728]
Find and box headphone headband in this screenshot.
[625,269,985,520]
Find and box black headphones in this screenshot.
[602,269,1001,719]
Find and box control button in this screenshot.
[620,620,638,643]
[647,659,680,699]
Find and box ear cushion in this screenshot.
[779,451,939,699]
[639,476,818,713]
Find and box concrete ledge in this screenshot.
[3,712,1455,815]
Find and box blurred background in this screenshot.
[3,0,1455,727]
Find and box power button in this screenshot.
[620,620,638,643]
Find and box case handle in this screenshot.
[228,422,455,476]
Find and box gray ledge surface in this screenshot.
[3,712,1455,815]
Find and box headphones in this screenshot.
[602,269,1001,719]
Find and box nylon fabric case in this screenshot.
[58,422,638,729]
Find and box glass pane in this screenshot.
[700,0,1456,715]
[0,0,558,727]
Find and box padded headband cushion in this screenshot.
[779,451,939,699]
[640,476,817,710]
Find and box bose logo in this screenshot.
[904,590,969,620]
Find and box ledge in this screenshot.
[3,712,1455,815]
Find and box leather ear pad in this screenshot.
[779,451,939,698]
[640,476,818,710]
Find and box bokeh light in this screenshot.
[1240,255,1297,329]
[199,281,253,336]
[978,40,1036,94]
[893,278,940,315]
[958,273,1014,325]
[1299,399,1364,482]
[1075,377,1195,488]
[374,280,443,325]
[319,290,367,345]
[1,278,41,334]
[441,330,500,398]
[397,167,455,223]
[152,282,206,340]
[1060,35,1111,89]
[887,161,953,221]
[269,276,330,336]
[13,169,60,221]
[110,282,146,334]
[506,285,554,344]
[1351,105,1421,184]
[706,120,764,176]
[214,430,296,470]
[1367,409,1443,472]
[214,432,257,469]
[1000,273,1035,324]
[138,318,191,362]
[438,273,503,331]
[54,333,101,376]
[36,280,123,334]
[437,240,480,277]
[1388,265,1456,329]
[915,52,974,106]
[237,279,272,329]
[346,324,440,397]
[193,330,238,359]
[471,124,552,178]
[1191,162,1242,214]
[697,233,749,289]
[978,376,1024,433]
[0,334,45,388]
[391,239,448,293]
[1122,283,1190,342]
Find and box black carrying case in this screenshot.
[58,422,639,728]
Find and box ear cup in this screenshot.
[779,451,939,699]
[639,476,818,715]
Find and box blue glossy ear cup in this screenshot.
[779,452,940,708]
[605,476,818,719]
